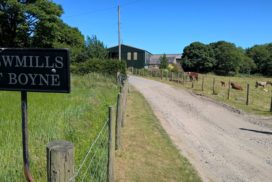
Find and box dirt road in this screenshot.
[129,76,272,182]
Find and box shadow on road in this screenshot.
[239,128,272,135]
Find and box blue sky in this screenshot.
[54,0,272,54]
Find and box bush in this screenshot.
[72,59,127,75]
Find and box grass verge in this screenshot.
[0,73,118,181]
[115,86,201,182]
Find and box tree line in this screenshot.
[181,41,272,76]
[0,0,126,75]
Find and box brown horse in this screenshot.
[230,82,243,91]
[186,72,199,81]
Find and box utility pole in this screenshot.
[118,2,121,61]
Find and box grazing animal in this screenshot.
[220,81,226,87]
[255,81,267,88]
[230,82,243,91]
[186,72,199,81]
[267,81,272,86]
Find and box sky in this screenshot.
[53,0,272,54]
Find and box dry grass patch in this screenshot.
[115,87,201,182]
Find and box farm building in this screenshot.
[147,54,182,69]
[108,44,152,69]
[108,44,181,69]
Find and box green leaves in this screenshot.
[181,41,257,76]
[0,0,79,49]
[246,44,272,76]
[182,42,215,73]
[86,35,108,59]
[159,54,168,69]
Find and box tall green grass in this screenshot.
[0,73,118,181]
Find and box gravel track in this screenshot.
[129,76,272,182]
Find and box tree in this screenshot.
[159,54,168,69]
[181,42,216,73]
[210,41,244,75]
[53,22,85,63]
[246,44,272,76]
[0,0,86,64]
[0,0,64,47]
[239,55,256,74]
[85,35,108,59]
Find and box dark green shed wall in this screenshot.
[108,45,151,69]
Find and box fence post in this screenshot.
[270,92,272,112]
[115,93,122,150]
[201,76,204,91]
[116,72,120,84]
[171,72,173,81]
[246,84,250,105]
[191,80,194,88]
[228,80,231,100]
[212,78,215,95]
[108,107,114,182]
[47,141,74,182]
[121,82,127,127]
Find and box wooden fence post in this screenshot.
[191,80,194,88]
[270,92,272,112]
[108,107,114,182]
[246,84,250,105]
[171,72,173,81]
[115,93,122,150]
[212,78,215,95]
[47,141,74,182]
[116,72,120,84]
[201,76,204,91]
[121,82,127,127]
[228,80,231,100]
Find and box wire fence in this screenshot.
[131,68,272,113]
[69,120,109,182]
[47,77,129,182]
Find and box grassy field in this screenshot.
[134,70,272,116]
[115,86,201,182]
[0,73,119,181]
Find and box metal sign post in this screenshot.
[0,48,70,181]
[21,91,34,182]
